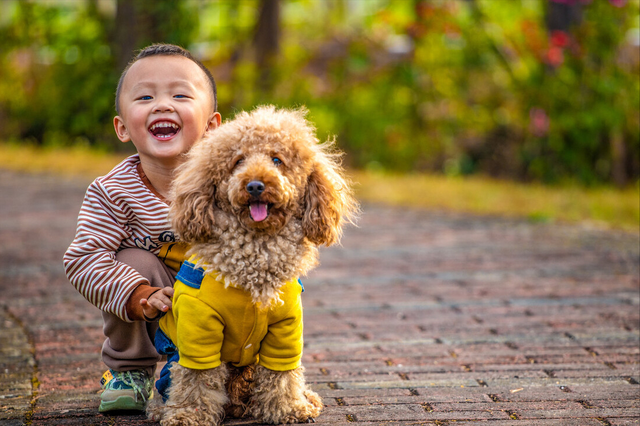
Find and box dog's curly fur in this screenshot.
[152,106,358,425]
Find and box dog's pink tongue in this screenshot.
[249,202,268,222]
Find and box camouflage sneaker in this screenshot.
[98,369,153,412]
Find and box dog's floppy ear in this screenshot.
[303,153,358,247]
[169,158,219,244]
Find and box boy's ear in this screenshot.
[206,112,222,133]
[113,116,131,143]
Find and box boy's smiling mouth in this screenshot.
[149,120,181,140]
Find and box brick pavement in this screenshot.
[0,169,638,425]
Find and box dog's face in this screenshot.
[170,106,357,246]
[222,122,314,233]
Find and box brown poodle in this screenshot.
[150,106,358,425]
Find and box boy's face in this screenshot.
[113,55,220,164]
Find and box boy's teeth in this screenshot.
[149,122,179,131]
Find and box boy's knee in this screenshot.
[116,248,172,287]
[116,248,159,265]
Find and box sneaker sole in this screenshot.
[98,395,146,412]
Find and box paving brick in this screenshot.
[0,420,24,426]
[447,420,605,426]
[608,419,640,426]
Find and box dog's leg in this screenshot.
[161,363,229,426]
[249,365,323,424]
[146,396,165,422]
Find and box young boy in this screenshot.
[63,44,221,412]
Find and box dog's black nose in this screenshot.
[246,180,265,198]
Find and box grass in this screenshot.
[352,171,639,232]
[0,143,128,180]
[1,142,638,232]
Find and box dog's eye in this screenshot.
[234,158,244,168]
[272,157,283,167]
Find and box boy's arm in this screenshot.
[63,180,153,322]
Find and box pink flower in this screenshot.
[546,46,565,67]
[529,108,550,137]
[550,30,570,48]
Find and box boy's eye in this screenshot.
[174,94,188,99]
[272,157,283,166]
[139,95,153,101]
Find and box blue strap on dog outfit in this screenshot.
[174,261,205,289]
[155,328,179,402]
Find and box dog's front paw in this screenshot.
[250,366,323,424]
[253,391,322,424]
[160,363,229,426]
[161,407,202,426]
[304,388,323,416]
[146,396,165,422]
[284,390,323,424]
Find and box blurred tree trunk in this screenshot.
[253,0,280,95]
[111,0,198,72]
[113,0,140,72]
[610,127,627,187]
[226,3,248,110]
[545,0,583,33]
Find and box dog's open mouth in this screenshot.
[149,121,181,139]
[249,201,269,222]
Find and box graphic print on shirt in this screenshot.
[135,236,160,251]
[134,232,175,251]
[159,231,176,243]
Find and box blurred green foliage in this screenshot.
[0,2,114,147]
[0,0,197,148]
[0,0,638,186]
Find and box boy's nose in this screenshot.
[154,104,174,113]
[153,98,175,113]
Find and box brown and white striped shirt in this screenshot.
[64,154,177,322]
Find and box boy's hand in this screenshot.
[140,287,174,320]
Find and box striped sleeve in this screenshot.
[63,179,149,322]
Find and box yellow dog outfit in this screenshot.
[155,255,304,400]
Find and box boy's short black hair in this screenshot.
[115,43,218,115]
